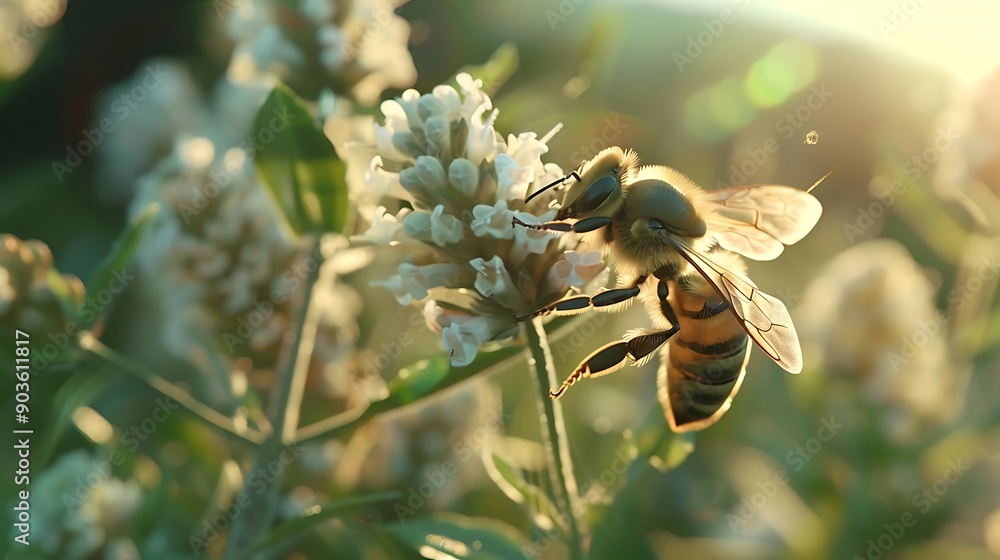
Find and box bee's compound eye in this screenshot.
[577,175,619,213]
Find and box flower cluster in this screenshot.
[104,0,420,405]
[130,139,375,404]
[358,74,607,366]
[23,450,143,560]
[0,234,85,364]
[796,239,956,442]
[225,0,416,104]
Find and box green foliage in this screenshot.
[253,85,349,234]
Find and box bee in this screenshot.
[513,147,823,431]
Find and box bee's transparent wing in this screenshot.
[663,238,803,373]
[702,185,822,261]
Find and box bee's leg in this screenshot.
[514,275,647,322]
[511,216,612,233]
[550,325,679,399]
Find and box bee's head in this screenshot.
[555,146,637,220]
[628,165,708,240]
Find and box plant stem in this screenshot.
[226,238,324,558]
[524,316,586,560]
[79,334,263,446]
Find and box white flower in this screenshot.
[442,317,495,367]
[400,156,448,200]
[494,153,535,201]
[511,210,557,263]
[448,158,479,196]
[456,73,491,116]
[362,156,404,200]
[470,200,516,239]
[470,256,515,299]
[465,105,500,166]
[548,251,608,289]
[366,72,610,366]
[371,263,466,305]
[355,206,407,245]
[403,205,464,246]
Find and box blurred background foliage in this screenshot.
[2,0,1000,558]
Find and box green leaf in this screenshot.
[484,438,561,527]
[382,512,530,560]
[451,42,519,98]
[37,366,114,465]
[252,84,348,234]
[241,491,402,558]
[388,356,451,404]
[83,202,159,328]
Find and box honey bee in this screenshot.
[513,147,823,431]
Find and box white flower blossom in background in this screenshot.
[796,239,957,442]
[92,0,421,407]
[20,450,142,560]
[224,0,415,104]
[129,138,373,405]
[358,73,608,366]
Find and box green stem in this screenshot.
[226,238,324,558]
[79,334,262,446]
[524,317,586,560]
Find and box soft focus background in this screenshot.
[2,0,1000,559]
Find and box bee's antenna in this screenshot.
[807,168,834,194]
[524,171,581,203]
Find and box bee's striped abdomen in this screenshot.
[656,280,751,432]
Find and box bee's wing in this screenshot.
[662,238,803,373]
[702,185,822,261]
